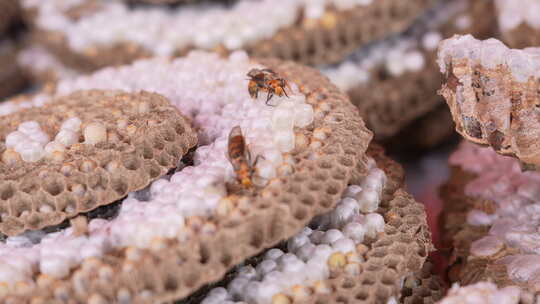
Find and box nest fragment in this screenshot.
[438,35,540,167]
[23,0,434,72]
[347,0,496,140]
[0,90,197,236]
[180,144,435,304]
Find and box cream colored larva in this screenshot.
[3,117,82,163]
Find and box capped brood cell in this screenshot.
[200,157,387,304]
[0,90,197,236]
[191,145,433,304]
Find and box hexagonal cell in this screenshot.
[0,90,197,236]
[0,56,377,304]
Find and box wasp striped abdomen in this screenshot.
[228,126,256,188]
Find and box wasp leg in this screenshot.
[266,91,275,105]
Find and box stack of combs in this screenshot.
[17,0,437,144]
[1,50,436,303]
[2,0,540,303]
[431,0,540,302]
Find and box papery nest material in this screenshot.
[438,34,540,167]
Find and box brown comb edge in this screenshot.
[0,58,372,303]
[302,144,433,304]
[347,49,443,140]
[348,0,497,140]
[20,0,439,101]
[180,143,435,304]
[0,43,27,100]
[22,0,434,73]
[245,0,435,66]
[439,49,540,167]
[438,163,532,292]
[0,90,198,236]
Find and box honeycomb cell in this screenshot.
[0,90,197,236]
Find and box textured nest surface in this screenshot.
[246,0,434,67]
[0,58,374,303]
[347,0,496,140]
[23,0,434,72]
[439,163,529,291]
[438,143,540,300]
[286,146,433,304]
[182,144,435,304]
[438,36,540,167]
[0,90,198,236]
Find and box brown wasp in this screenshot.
[227,126,264,188]
[247,68,292,105]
